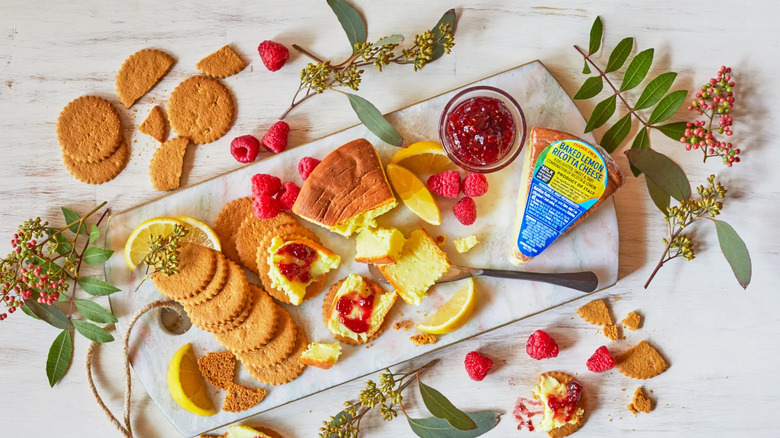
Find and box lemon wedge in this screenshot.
[123,217,185,270]
[167,343,216,416]
[389,141,456,174]
[416,278,476,335]
[386,164,441,226]
[176,216,221,252]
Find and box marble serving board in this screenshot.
[105,60,619,437]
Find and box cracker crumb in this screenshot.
[622,311,642,330]
[627,386,653,415]
[393,319,414,331]
[410,334,437,346]
[435,235,446,247]
[576,298,613,326]
[603,324,621,341]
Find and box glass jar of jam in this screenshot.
[439,86,526,173]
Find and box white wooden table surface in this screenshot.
[1,1,778,436]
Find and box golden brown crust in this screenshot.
[196,45,248,79]
[539,371,587,438]
[292,138,395,230]
[214,284,278,353]
[214,197,254,264]
[512,127,625,264]
[321,277,393,345]
[168,75,235,145]
[57,95,123,164]
[235,308,298,368]
[183,260,252,332]
[354,254,396,265]
[115,49,175,108]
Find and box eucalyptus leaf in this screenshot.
[78,277,121,296]
[325,410,353,438]
[714,220,752,289]
[345,93,405,146]
[372,34,404,47]
[648,90,688,125]
[600,113,632,153]
[573,76,603,100]
[89,224,100,243]
[634,72,677,110]
[584,94,616,133]
[24,298,72,329]
[407,411,502,438]
[582,61,591,74]
[419,380,476,430]
[74,299,117,324]
[620,48,654,91]
[605,37,633,73]
[630,127,650,176]
[588,16,603,55]
[61,207,83,234]
[656,121,688,141]
[327,0,367,53]
[46,329,73,387]
[646,176,670,213]
[20,303,41,320]
[430,9,457,62]
[82,246,113,265]
[625,148,691,201]
[73,319,114,343]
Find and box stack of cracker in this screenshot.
[152,242,308,387]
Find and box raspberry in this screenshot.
[525,329,559,360]
[257,40,289,72]
[261,121,290,154]
[277,182,300,210]
[453,197,477,225]
[462,173,489,197]
[253,195,281,219]
[586,346,616,373]
[427,170,461,199]
[464,351,493,381]
[298,157,320,180]
[230,135,261,164]
[251,173,282,198]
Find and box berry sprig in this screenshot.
[681,66,740,166]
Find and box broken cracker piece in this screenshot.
[197,351,235,390]
[410,334,437,346]
[149,136,189,191]
[223,383,267,412]
[196,45,248,78]
[622,311,642,331]
[627,386,653,415]
[616,340,668,380]
[576,299,613,326]
[603,324,620,341]
[116,48,175,108]
[139,105,168,142]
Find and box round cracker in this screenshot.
[539,371,587,438]
[184,259,252,332]
[178,252,229,307]
[257,232,324,305]
[57,96,122,164]
[234,213,298,273]
[321,277,390,345]
[168,75,235,145]
[235,308,297,368]
[62,137,129,184]
[215,284,279,353]
[214,197,254,264]
[151,243,217,301]
[246,326,308,386]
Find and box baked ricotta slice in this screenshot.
[378,229,450,306]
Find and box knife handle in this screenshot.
[477,268,599,293]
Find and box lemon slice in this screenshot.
[389,141,456,174]
[416,278,476,335]
[123,217,185,270]
[167,343,216,416]
[176,216,221,252]
[386,164,441,226]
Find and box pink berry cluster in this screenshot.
[682,66,740,167]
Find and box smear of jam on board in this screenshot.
[276,243,316,283]
[336,291,375,334]
[445,96,515,166]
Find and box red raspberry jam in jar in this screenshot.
[439,86,526,173]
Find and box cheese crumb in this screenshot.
[453,235,479,253]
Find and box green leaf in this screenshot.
[582,61,591,74]
[46,329,73,387]
[54,238,72,256]
[82,246,113,265]
[620,48,654,91]
[584,94,616,133]
[345,93,405,147]
[73,319,114,343]
[89,225,100,243]
[419,380,476,430]
[24,299,72,329]
[648,90,688,125]
[327,0,367,53]
[588,16,603,55]
[714,220,752,289]
[600,113,632,153]
[605,37,633,73]
[407,411,502,438]
[646,176,670,213]
[656,121,688,141]
[78,277,121,296]
[325,410,353,438]
[61,207,83,234]
[20,303,41,320]
[372,34,404,47]
[430,9,457,62]
[573,76,603,100]
[74,299,117,324]
[629,127,651,176]
[634,72,678,110]
[624,148,691,201]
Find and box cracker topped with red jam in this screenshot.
[266,237,340,305]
